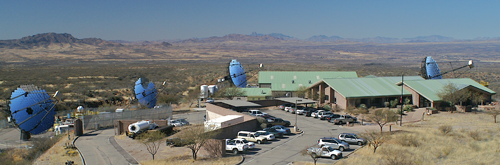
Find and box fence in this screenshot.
[82,105,173,130]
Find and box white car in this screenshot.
[233,138,255,150]
[226,139,248,154]
[311,110,325,118]
[307,146,343,160]
[284,106,295,113]
[256,130,276,141]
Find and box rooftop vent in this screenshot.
[292,80,295,83]
[309,80,312,84]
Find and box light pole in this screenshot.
[295,99,302,132]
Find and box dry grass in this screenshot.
[140,154,241,165]
[292,162,331,165]
[336,112,500,165]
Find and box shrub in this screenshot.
[439,125,453,135]
[403,105,413,112]
[469,130,481,141]
[322,105,331,111]
[397,134,420,147]
[204,139,224,158]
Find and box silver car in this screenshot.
[317,137,350,151]
[338,133,366,145]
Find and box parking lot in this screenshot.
[240,108,363,165]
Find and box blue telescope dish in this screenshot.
[134,78,157,108]
[228,59,247,88]
[9,85,56,135]
[423,56,442,79]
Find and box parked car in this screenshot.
[255,130,276,141]
[288,106,304,114]
[268,118,291,127]
[279,103,294,110]
[307,146,343,160]
[317,111,334,119]
[311,110,325,118]
[170,119,189,127]
[304,107,317,117]
[296,107,313,115]
[261,128,284,138]
[317,137,350,151]
[330,115,357,125]
[284,106,295,113]
[338,133,366,145]
[233,138,255,150]
[270,125,292,135]
[320,114,340,121]
[249,110,268,117]
[237,131,268,144]
[225,139,248,154]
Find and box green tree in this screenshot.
[295,86,308,98]
[138,131,165,160]
[223,87,245,100]
[368,109,398,132]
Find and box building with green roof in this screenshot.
[306,76,495,110]
[233,88,273,101]
[400,78,496,108]
[258,71,358,97]
[307,76,424,109]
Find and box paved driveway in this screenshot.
[241,109,364,165]
[75,129,138,165]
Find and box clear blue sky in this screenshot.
[1,0,499,41]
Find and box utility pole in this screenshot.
[400,73,404,126]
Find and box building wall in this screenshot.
[206,103,259,139]
[325,86,333,103]
[404,86,422,107]
[334,91,348,109]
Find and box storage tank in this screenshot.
[200,85,209,98]
[128,120,150,133]
[208,85,218,96]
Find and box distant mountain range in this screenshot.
[1,33,499,48]
[0,33,122,49]
[172,32,500,44]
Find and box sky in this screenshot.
[1,0,499,41]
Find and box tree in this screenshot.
[437,83,468,112]
[223,87,245,100]
[185,87,201,107]
[301,146,321,165]
[486,108,500,123]
[295,86,308,98]
[176,125,219,160]
[138,131,165,160]
[368,109,398,132]
[362,131,386,153]
[389,98,398,110]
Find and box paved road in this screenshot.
[241,109,363,165]
[75,129,137,165]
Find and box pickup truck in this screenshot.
[237,131,268,144]
[307,146,343,160]
[330,115,357,125]
[226,139,249,154]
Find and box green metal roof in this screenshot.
[321,76,424,98]
[402,78,496,102]
[239,88,272,97]
[258,71,358,91]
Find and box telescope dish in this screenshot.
[421,56,442,79]
[228,59,247,88]
[9,85,56,135]
[134,78,157,108]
